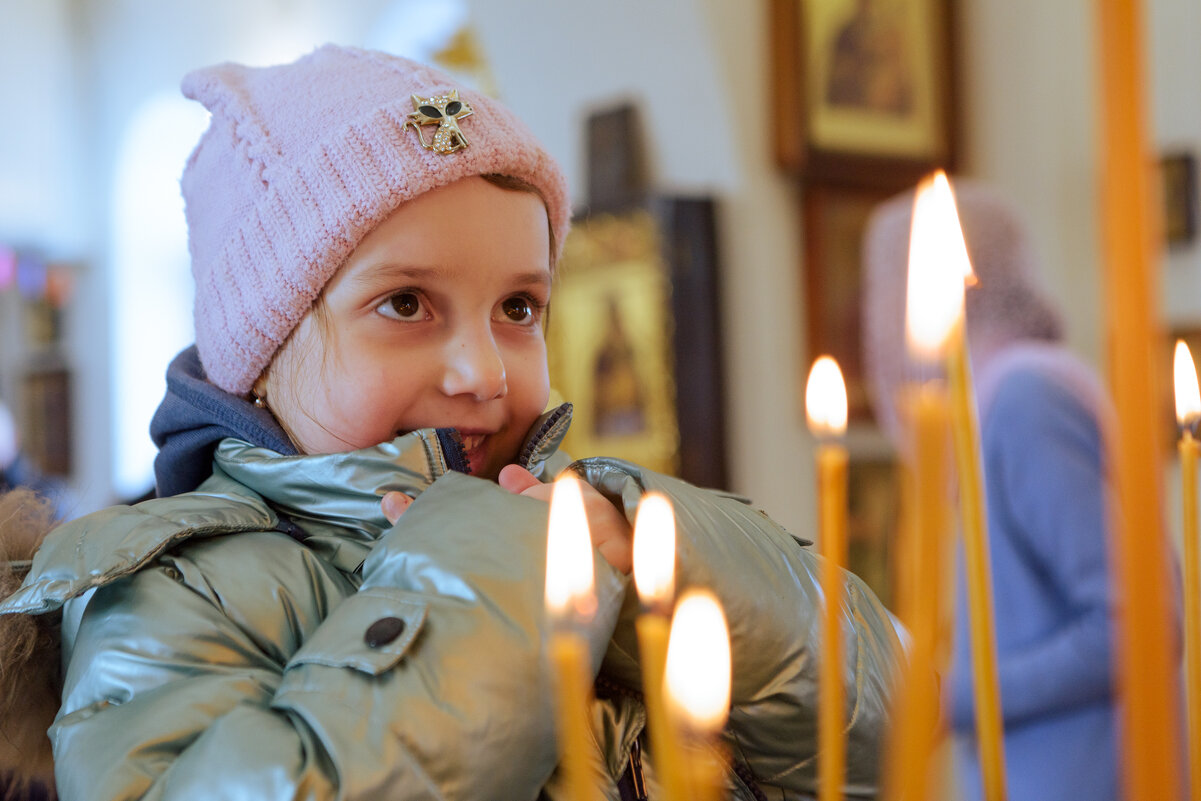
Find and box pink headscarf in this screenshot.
[861,178,1064,451]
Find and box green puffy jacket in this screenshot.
[1,407,900,800]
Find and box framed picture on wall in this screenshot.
[770,0,958,189]
[585,103,648,212]
[1161,152,1198,247]
[547,198,728,490]
[802,182,897,423]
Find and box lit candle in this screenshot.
[805,355,849,801]
[885,173,960,801]
[546,475,601,801]
[632,492,688,801]
[664,590,731,801]
[1175,339,1201,801]
[1097,0,1183,797]
[929,172,1009,801]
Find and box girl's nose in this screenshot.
[440,328,507,401]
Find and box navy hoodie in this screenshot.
[149,346,297,497]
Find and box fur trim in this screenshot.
[0,488,60,796]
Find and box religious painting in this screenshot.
[549,210,677,474]
[1162,152,1197,247]
[803,183,896,424]
[548,200,728,490]
[771,0,957,189]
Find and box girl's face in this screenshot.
[263,176,553,479]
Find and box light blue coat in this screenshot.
[949,344,1179,800]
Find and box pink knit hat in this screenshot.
[181,44,572,395]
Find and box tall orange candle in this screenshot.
[947,330,1008,801]
[805,355,849,801]
[1175,340,1201,801]
[887,385,952,801]
[884,176,962,801]
[887,385,951,801]
[632,492,688,801]
[664,590,731,801]
[545,475,601,801]
[1096,1,1182,798]
[928,172,1009,801]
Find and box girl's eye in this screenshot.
[376,292,427,321]
[500,296,536,324]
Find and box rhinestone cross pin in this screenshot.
[404,90,474,154]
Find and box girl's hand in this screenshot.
[498,465,633,574]
[381,491,413,524]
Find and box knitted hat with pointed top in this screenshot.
[181,44,571,395]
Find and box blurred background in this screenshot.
[0,0,1198,605]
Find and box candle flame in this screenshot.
[633,493,676,607]
[1175,339,1201,425]
[905,171,970,361]
[545,475,597,619]
[664,589,731,733]
[805,356,848,436]
[945,174,978,287]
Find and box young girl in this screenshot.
[1,45,900,800]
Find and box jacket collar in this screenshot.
[211,428,450,571]
[214,402,573,535]
[212,402,574,571]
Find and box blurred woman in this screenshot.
[860,179,1165,801]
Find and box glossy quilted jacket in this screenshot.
[1,407,901,800]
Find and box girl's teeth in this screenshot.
[461,435,483,450]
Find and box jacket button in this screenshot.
[365,617,406,648]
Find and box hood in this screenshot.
[861,178,1065,452]
[150,346,297,497]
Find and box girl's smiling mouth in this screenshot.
[459,433,486,452]
[455,431,491,476]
